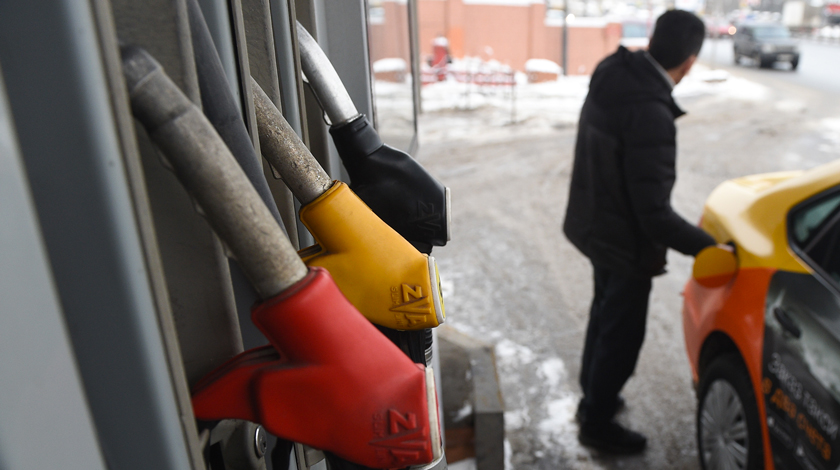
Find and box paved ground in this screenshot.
[418,41,840,470]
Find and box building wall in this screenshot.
[414,0,622,75]
[368,1,412,64]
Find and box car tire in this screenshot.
[697,354,764,470]
[791,58,799,71]
[759,57,773,69]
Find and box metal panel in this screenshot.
[199,0,243,103]
[0,0,195,468]
[321,0,374,120]
[0,65,107,470]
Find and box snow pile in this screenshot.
[418,61,768,147]
[695,68,729,83]
[420,72,590,143]
[525,58,562,75]
[447,56,511,74]
[448,458,476,470]
[537,395,587,457]
[817,25,840,39]
[674,64,769,101]
[493,338,600,467]
[495,338,537,366]
[372,57,407,73]
[818,117,840,154]
[537,357,567,389]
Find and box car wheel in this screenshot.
[791,58,799,71]
[697,354,764,470]
[759,57,773,69]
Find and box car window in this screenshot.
[752,25,791,40]
[807,221,840,284]
[791,188,840,285]
[792,192,840,245]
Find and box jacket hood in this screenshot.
[588,46,684,118]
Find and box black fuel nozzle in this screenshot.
[330,114,450,254]
[295,21,450,254]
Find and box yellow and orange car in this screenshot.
[683,159,840,470]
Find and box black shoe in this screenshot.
[578,420,647,454]
[575,396,626,423]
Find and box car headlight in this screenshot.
[761,44,776,53]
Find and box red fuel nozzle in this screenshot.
[192,267,437,469]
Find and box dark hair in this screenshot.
[648,10,705,69]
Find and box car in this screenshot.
[683,160,840,470]
[733,23,800,70]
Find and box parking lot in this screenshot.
[418,39,840,469]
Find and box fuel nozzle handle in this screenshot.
[121,45,306,298]
[295,21,359,126]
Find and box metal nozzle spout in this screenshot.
[295,21,360,126]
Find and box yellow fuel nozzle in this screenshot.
[299,182,445,329]
[251,77,444,330]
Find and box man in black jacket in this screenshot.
[564,10,716,453]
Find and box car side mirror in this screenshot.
[693,245,738,288]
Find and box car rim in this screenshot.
[700,380,749,470]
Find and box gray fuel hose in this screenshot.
[250,77,332,205]
[121,45,307,298]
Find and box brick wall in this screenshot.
[412,0,622,75]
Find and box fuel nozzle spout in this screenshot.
[121,45,440,468]
[296,22,450,253]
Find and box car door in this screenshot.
[762,187,840,470]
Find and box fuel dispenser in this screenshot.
[251,79,445,333]
[120,45,442,469]
[295,22,450,255]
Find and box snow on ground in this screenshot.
[417,63,769,146]
[494,336,600,468]
[674,64,769,101]
[820,117,840,154]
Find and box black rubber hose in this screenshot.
[186,0,284,228]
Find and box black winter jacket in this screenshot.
[563,46,715,277]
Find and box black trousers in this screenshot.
[579,264,652,425]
